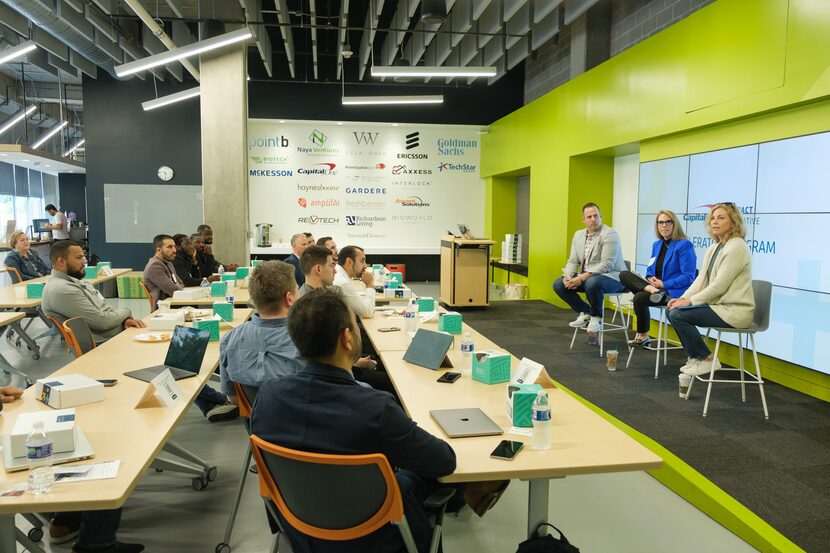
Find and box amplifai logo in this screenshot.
[297,163,337,175]
[249,169,292,177]
[297,197,339,208]
[395,196,430,207]
[298,215,339,225]
[248,135,289,149]
[436,138,478,156]
[346,215,387,227]
[392,164,433,175]
[437,162,476,173]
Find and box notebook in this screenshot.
[124,325,211,382]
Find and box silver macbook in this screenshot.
[2,427,95,472]
[430,408,503,438]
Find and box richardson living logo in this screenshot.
[392,164,433,175]
[344,163,386,170]
[395,196,430,207]
[345,186,387,195]
[392,214,433,223]
[249,155,288,165]
[437,162,476,173]
[353,131,380,145]
[436,137,478,156]
[249,169,292,177]
[297,197,339,208]
[297,183,338,192]
[297,162,337,175]
[248,134,289,150]
[346,215,387,227]
[405,131,420,150]
[297,215,339,225]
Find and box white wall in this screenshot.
[612,153,640,265]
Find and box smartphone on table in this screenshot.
[490,440,524,460]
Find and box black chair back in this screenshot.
[64,317,96,356]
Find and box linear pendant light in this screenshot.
[142,86,201,111]
[371,66,497,78]
[0,105,37,137]
[115,27,252,77]
[342,95,444,106]
[32,121,68,149]
[0,40,37,65]
[64,138,85,157]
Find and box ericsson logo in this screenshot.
[397,152,428,160]
[249,169,292,177]
[405,131,420,150]
[297,163,337,175]
[395,196,430,207]
[353,131,379,145]
[248,135,289,150]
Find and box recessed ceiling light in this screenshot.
[337,122,344,125]
[392,123,399,127]
[278,120,286,123]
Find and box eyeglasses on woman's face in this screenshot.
[656,220,674,226]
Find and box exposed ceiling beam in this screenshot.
[122,0,200,81]
[273,0,296,78]
[358,0,385,80]
[335,0,349,79]
[310,0,318,79]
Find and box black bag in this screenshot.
[516,523,580,553]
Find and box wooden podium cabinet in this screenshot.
[439,235,495,308]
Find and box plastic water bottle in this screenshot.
[404,299,418,336]
[27,421,54,495]
[225,279,235,304]
[217,265,225,276]
[532,391,552,450]
[200,278,210,297]
[461,333,474,372]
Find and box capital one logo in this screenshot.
[353,131,379,145]
[405,131,420,150]
[309,129,327,145]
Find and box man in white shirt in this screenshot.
[333,245,374,319]
[45,204,70,239]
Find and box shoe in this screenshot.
[206,403,239,422]
[586,317,602,333]
[627,336,653,348]
[50,523,80,545]
[73,541,145,553]
[463,480,511,517]
[568,313,590,328]
[683,357,722,376]
[649,292,668,304]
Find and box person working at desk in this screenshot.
[41,241,146,341]
[334,245,374,319]
[5,231,50,280]
[283,232,311,286]
[316,235,338,259]
[553,202,628,334]
[251,288,457,553]
[196,224,238,273]
[297,245,336,297]
[44,204,70,240]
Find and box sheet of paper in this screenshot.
[54,460,121,483]
[508,426,533,437]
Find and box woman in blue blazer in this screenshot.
[620,210,697,346]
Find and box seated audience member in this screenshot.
[191,233,217,277]
[298,245,335,297]
[173,236,217,286]
[668,203,754,376]
[5,231,50,280]
[172,233,187,252]
[334,245,374,319]
[41,240,146,342]
[250,289,456,553]
[303,231,314,244]
[619,210,697,346]
[553,202,628,333]
[283,232,311,286]
[316,235,338,259]
[197,224,238,272]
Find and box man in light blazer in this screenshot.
[553,203,628,333]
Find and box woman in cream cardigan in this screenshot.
[667,203,755,376]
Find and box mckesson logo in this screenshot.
[353,131,379,145]
[249,169,293,177]
[297,215,339,225]
[392,165,433,175]
[436,138,478,156]
[395,196,430,207]
[437,162,476,173]
[248,135,289,149]
[405,131,420,150]
[297,163,337,175]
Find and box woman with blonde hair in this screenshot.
[5,231,50,281]
[620,210,697,346]
[667,203,755,376]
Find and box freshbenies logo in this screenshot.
[437,162,476,173]
[297,163,337,175]
[297,215,339,225]
[395,196,430,207]
[405,131,420,150]
[248,134,289,150]
[436,137,478,156]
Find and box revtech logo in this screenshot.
[353,131,379,145]
[297,163,337,175]
[395,196,430,207]
[309,129,327,145]
[436,138,478,156]
[392,164,433,175]
[345,187,387,195]
[346,215,387,227]
[298,197,339,208]
[437,162,476,173]
[405,131,420,150]
[297,215,339,225]
[249,169,293,177]
[248,135,289,149]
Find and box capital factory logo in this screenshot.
[298,197,339,208]
[344,163,386,171]
[309,129,328,145]
[405,131,420,150]
[249,155,288,165]
[392,164,433,175]
[297,163,337,175]
[249,169,293,177]
[395,196,430,207]
[437,162,476,173]
[346,215,387,227]
[436,137,478,156]
[353,131,380,145]
[248,134,289,150]
[297,215,340,225]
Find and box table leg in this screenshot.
[527,478,550,538]
[0,514,16,552]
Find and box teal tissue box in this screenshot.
[83,266,98,279]
[236,267,250,279]
[507,384,543,427]
[472,350,511,385]
[389,272,403,285]
[220,274,237,282]
[212,302,234,322]
[386,279,400,290]
[26,282,45,299]
[372,264,384,270]
[210,282,227,297]
[193,318,220,341]
[417,297,435,312]
[438,312,462,335]
[96,261,111,269]
[251,259,263,267]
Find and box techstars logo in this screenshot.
[437,162,476,173]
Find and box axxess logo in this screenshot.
[346,215,387,227]
[397,152,428,159]
[437,162,476,173]
[395,196,430,207]
[297,184,338,192]
[297,163,337,175]
[249,169,292,177]
[309,129,327,145]
[353,131,379,145]
[298,215,339,225]
[392,164,432,175]
[248,135,289,149]
[298,197,339,208]
[405,131,420,150]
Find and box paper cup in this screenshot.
[606,349,619,371]
[157,299,172,313]
[679,374,692,398]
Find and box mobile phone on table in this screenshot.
[490,440,524,461]
[97,379,118,387]
[378,327,400,333]
[437,372,461,383]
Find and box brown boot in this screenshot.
[463,480,510,517]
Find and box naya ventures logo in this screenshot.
[395,196,430,207]
[297,129,339,155]
[309,129,327,145]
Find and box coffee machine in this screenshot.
[256,223,273,247]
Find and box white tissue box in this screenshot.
[172,288,204,300]
[10,409,78,458]
[35,374,104,409]
[383,288,412,299]
[148,311,186,330]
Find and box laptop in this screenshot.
[124,325,211,382]
[403,329,454,370]
[3,427,95,472]
[430,408,504,438]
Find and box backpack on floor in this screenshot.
[516,523,580,553]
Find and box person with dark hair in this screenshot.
[172,233,188,252]
[298,245,335,297]
[316,236,338,258]
[283,232,311,286]
[334,245,374,318]
[251,288,457,553]
[190,233,216,277]
[303,231,314,243]
[45,204,69,239]
[197,224,238,272]
[5,231,50,280]
[173,236,216,287]
[142,234,183,305]
[552,203,628,334]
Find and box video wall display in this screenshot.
[637,131,830,374]
[247,119,484,253]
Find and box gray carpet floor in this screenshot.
[461,300,830,553]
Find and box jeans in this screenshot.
[553,274,626,317]
[52,509,122,549]
[667,306,731,360]
[194,385,227,416]
[619,271,671,333]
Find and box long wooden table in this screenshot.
[362,310,662,537]
[0,308,253,551]
[13,268,132,288]
[167,286,251,306]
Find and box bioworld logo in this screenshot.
[395,196,430,207]
[309,129,327,145]
[392,164,433,175]
[298,197,339,208]
[405,131,420,150]
[297,215,339,225]
[249,169,293,177]
[248,135,289,150]
[436,138,478,156]
[353,131,379,145]
[437,162,476,173]
[297,163,337,176]
[392,214,433,223]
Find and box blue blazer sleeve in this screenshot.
[662,240,697,295]
[645,240,661,278]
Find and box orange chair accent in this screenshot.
[45,315,75,353]
[139,280,156,312]
[3,266,24,284]
[234,382,254,420]
[62,317,97,357]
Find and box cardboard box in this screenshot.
[417,297,435,312]
[26,282,45,299]
[210,281,227,297]
[438,312,463,334]
[193,318,220,341]
[383,287,412,299]
[236,267,250,279]
[213,302,234,322]
[472,350,511,384]
[385,279,400,290]
[506,384,543,427]
[10,409,78,458]
[172,288,203,300]
[35,375,105,409]
[148,311,185,330]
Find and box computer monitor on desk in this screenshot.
[33,218,50,233]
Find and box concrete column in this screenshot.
[200,44,249,266]
[569,0,611,80]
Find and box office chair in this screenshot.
[2,267,51,355]
[63,317,97,357]
[3,266,23,284]
[139,280,156,312]
[45,314,76,354]
[569,261,632,357]
[684,280,771,418]
[250,435,455,553]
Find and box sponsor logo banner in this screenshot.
[437,162,476,173]
[395,196,430,207]
[298,197,339,208]
[436,138,478,156]
[345,187,387,195]
[346,215,387,227]
[298,215,340,225]
[250,169,293,177]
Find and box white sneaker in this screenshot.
[684,357,722,376]
[568,313,590,328]
[678,357,694,373]
[586,317,603,333]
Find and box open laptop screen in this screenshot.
[164,326,211,374]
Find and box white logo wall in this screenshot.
[247,119,484,253]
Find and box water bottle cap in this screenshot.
[536,391,547,396]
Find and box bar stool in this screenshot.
[625,304,684,378]
[569,291,631,357]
